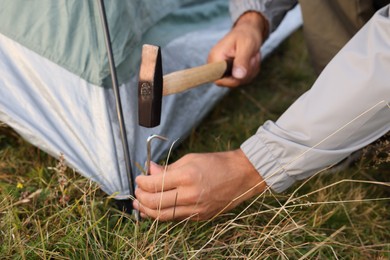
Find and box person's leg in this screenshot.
[299,0,379,74]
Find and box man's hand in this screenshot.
[133,149,267,221]
[208,11,268,87]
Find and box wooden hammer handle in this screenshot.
[162,59,232,96]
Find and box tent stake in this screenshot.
[96,0,135,204]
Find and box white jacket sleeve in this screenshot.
[229,0,298,32]
[241,5,390,192]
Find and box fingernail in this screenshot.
[233,66,247,79]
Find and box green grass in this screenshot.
[1,29,389,259]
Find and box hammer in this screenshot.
[138,44,233,128]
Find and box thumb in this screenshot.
[232,50,252,80]
[232,63,247,80]
[232,40,259,80]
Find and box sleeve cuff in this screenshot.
[229,0,270,24]
[241,130,296,193]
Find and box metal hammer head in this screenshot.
[138,44,163,128]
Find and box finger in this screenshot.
[246,53,261,80]
[149,161,164,176]
[136,166,184,193]
[214,77,241,88]
[135,188,185,209]
[136,174,175,193]
[136,178,205,210]
[207,42,235,63]
[140,212,149,219]
[250,53,260,70]
[135,203,203,221]
[136,154,195,192]
[162,153,198,171]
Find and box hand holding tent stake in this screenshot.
[138,44,233,128]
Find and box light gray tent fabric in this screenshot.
[0,4,302,197]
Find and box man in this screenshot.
[133,1,390,220]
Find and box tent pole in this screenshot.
[96,0,135,206]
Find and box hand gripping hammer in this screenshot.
[138,44,233,128]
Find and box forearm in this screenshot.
[241,5,390,192]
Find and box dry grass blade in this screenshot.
[0,30,389,259]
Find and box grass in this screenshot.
[1,29,389,259]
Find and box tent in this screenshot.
[0,0,302,208]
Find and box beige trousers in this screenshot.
[299,0,389,74]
